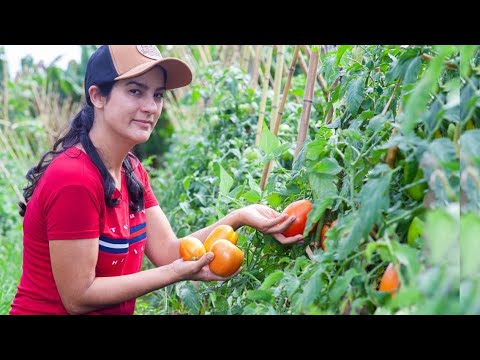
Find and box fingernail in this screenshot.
[206,253,214,261]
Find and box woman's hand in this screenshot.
[170,253,241,282]
[239,204,304,244]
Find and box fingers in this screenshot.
[261,213,289,229]
[272,233,304,245]
[196,252,214,270]
[264,215,297,234]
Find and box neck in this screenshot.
[88,120,133,178]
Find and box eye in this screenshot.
[155,92,165,99]
[129,89,141,95]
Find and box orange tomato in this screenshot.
[379,263,400,296]
[179,236,206,261]
[281,199,313,237]
[204,224,238,252]
[318,219,337,250]
[209,239,244,277]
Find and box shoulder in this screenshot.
[42,148,103,192]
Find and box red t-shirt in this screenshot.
[10,147,158,315]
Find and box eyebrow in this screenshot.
[125,81,166,92]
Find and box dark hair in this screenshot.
[19,82,145,217]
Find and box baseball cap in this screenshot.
[84,45,193,103]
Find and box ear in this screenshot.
[88,85,106,108]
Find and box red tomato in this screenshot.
[281,199,313,237]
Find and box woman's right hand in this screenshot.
[170,252,240,282]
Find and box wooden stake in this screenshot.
[255,45,274,146]
[294,48,319,159]
[260,46,300,190]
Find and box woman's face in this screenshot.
[102,66,166,145]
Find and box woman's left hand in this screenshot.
[239,204,304,244]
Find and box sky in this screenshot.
[1,45,81,78]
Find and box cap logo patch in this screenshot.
[136,45,162,60]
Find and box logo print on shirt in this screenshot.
[130,214,135,219]
[110,227,116,233]
[124,224,128,230]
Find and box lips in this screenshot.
[132,119,153,129]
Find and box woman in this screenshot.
[10,45,304,315]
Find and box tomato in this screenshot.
[209,240,244,277]
[317,219,337,250]
[179,236,206,261]
[378,263,400,296]
[281,199,313,237]
[203,224,239,252]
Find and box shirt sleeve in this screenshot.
[45,185,101,240]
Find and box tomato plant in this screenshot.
[179,236,206,261]
[281,199,313,237]
[209,240,244,277]
[203,224,238,252]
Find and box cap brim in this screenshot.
[114,57,193,90]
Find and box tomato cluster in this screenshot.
[178,224,243,277]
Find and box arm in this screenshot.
[50,237,232,315]
[145,204,304,268]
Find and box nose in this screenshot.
[141,96,160,114]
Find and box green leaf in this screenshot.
[242,189,261,203]
[182,175,192,191]
[385,49,418,83]
[301,267,324,310]
[308,172,338,201]
[247,173,261,194]
[392,242,421,275]
[247,289,274,303]
[338,169,391,260]
[218,163,234,196]
[266,192,283,208]
[461,213,480,279]
[346,76,365,117]
[336,45,352,66]
[367,115,387,132]
[329,268,361,303]
[311,158,342,175]
[408,216,425,246]
[259,122,280,156]
[404,56,422,84]
[176,282,201,314]
[306,138,328,161]
[425,208,459,266]
[261,271,285,290]
[461,129,480,163]
[402,46,456,135]
[460,45,478,78]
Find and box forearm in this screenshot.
[188,208,246,242]
[66,265,181,314]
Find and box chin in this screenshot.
[130,132,152,145]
